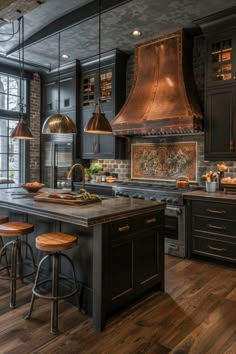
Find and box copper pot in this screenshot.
[176,176,189,189]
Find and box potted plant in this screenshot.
[84,167,92,182]
[89,162,103,182]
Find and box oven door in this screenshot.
[164,206,186,258]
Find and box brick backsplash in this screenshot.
[94,136,236,186]
[29,73,41,182]
[95,159,131,180]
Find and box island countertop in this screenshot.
[0,189,166,227]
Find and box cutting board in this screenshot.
[34,195,101,205]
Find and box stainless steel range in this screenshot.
[113,182,190,258]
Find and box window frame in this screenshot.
[0,70,30,188]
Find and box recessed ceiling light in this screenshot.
[132,29,142,37]
[61,54,70,59]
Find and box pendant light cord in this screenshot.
[18,16,25,115]
[18,17,22,113]
[58,31,61,112]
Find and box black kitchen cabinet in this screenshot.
[108,211,164,310]
[186,198,236,263]
[80,50,128,159]
[42,61,79,125]
[197,9,236,160]
[205,86,236,159]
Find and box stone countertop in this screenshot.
[183,190,236,204]
[0,189,165,227]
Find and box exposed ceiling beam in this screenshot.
[0,0,46,26]
[7,0,133,56]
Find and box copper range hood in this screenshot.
[111,30,203,136]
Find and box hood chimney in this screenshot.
[111,30,203,136]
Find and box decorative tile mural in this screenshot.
[131,142,197,182]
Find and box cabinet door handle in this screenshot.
[118,225,130,232]
[145,218,157,224]
[206,209,226,215]
[207,224,225,230]
[208,245,226,252]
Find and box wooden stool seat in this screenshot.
[36,232,77,252]
[0,221,36,308]
[0,222,34,237]
[0,216,9,224]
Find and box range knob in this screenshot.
[149,197,156,201]
[166,198,173,203]
[160,198,166,202]
[116,191,121,196]
[173,198,179,204]
[138,195,144,199]
[132,194,139,198]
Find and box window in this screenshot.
[0,74,26,112]
[0,73,27,189]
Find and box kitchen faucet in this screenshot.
[67,163,85,191]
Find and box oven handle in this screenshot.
[165,206,182,216]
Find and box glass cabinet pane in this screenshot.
[100,70,112,103]
[211,39,232,81]
[82,76,95,107]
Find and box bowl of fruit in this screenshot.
[22,182,45,193]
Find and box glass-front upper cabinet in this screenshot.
[82,68,113,108]
[210,38,232,81]
[206,33,236,86]
[100,70,112,104]
[82,75,95,107]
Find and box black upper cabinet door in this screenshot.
[80,50,128,160]
[205,86,236,160]
[196,8,236,160]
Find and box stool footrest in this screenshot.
[33,287,79,301]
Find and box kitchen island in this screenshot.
[0,189,165,331]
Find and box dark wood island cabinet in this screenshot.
[0,189,165,331]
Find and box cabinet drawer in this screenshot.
[193,235,236,262]
[110,212,161,238]
[193,215,236,237]
[192,201,236,220]
[137,212,161,230]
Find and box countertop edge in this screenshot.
[0,197,165,227]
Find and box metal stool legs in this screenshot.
[25,252,79,334]
[0,237,37,308]
[0,236,9,274]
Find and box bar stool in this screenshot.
[0,221,36,308]
[25,232,80,334]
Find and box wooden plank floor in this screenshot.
[0,256,236,354]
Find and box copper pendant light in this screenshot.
[84,99,112,134]
[11,112,33,140]
[42,32,77,135]
[11,16,33,140]
[84,0,112,134]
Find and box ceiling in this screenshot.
[1,0,236,71]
